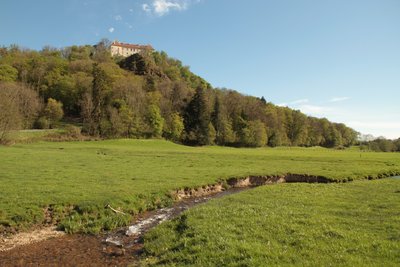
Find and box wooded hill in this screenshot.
[0,40,358,147]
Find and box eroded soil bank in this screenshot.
[0,174,398,266]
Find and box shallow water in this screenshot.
[104,187,250,248]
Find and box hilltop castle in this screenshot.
[110,41,153,57]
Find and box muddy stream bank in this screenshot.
[0,186,250,266]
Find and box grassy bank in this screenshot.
[1,139,400,234]
[142,179,400,266]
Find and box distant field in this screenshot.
[1,139,400,233]
[143,179,400,266]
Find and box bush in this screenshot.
[35,116,50,129]
[65,125,82,138]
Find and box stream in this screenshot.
[104,187,249,249]
[0,186,251,266]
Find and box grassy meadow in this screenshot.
[1,139,400,234]
[142,178,400,266]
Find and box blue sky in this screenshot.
[1,0,399,138]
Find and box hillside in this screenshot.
[0,40,357,147]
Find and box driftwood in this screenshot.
[105,204,126,215]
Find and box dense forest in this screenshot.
[0,40,359,147]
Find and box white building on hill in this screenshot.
[110,41,153,57]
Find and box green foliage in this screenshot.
[82,63,113,136]
[43,98,64,128]
[244,120,268,147]
[34,116,50,129]
[286,109,307,145]
[145,92,165,138]
[212,96,235,145]
[324,124,342,148]
[111,101,136,137]
[142,179,400,266]
[147,104,164,138]
[0,64,18,82]
[0,42,359,148]
[207,122,216,145]
[184,85,213,145]
[164,112,184,141]
[119,53,150,76]
[362,138,400,152]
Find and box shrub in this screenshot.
[65,125,82,138]
[35,116,50,129]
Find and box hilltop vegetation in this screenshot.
[0,40,357,147]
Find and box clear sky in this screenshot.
[1,0,399,138]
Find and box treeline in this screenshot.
[0,40,358,147]
[360,138,400,152]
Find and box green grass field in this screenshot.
[1,139,400,234]
[142,178,400,266]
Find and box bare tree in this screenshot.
[0,82,40,143]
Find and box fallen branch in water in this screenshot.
[105,204,126,215]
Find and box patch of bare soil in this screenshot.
[0,227,65,252]
[0,234,141,267]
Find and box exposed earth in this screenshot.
[0,233,141,267]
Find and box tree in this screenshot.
[212,96,234,145]
[286,110,308,146]
[83,63,112,136]
[395,139,400,152]
[146,104,164,138]
[0,84,21,142]
[243,120,267,147]
[145,92,164,138]
[43,98,64,128]
[264,103,284,147]
[335,123,357,147]
[92,39,112,63]
[367,138,396,152]
[324,124,342,148]
[119,53,148,75]
[164,112,184,141]
[0,64,18,82]
[0,82,40,142]
[184,85,213,145]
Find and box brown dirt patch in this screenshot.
[0,227,65,252]
[0,234,141,267]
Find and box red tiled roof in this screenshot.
[111,41,153,50]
